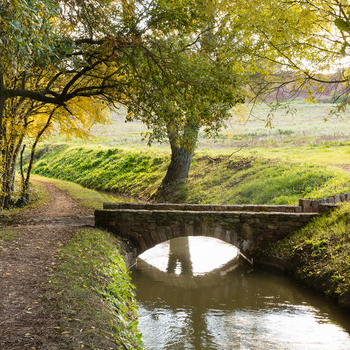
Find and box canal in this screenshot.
[131,237,350,350]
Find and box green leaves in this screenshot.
[334,18,350,32]
[1,0,61,69]
[334,13,350,56]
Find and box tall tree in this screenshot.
[124,34,244,190]
[3,0,347,206]
[1,0,244,204]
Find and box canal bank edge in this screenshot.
[256,202,350,312]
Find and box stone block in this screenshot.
[165,226,174,239]
[318,203,338,213]
[294,206,302,213]
[185,224,194,236]
[310,200,319,212]
[214,225,222,239]
[158,228,168,243]
[299,199,311,212]
[137,235,148,253]
[150,230,160,246]
[326,197,335,204]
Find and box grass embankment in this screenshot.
[49,227,143,350]
[265,202,350,310]
[38,179,143,349]
[32,144,350,204]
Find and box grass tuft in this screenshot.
[0,229,20,247]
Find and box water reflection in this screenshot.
[132,237,350,350]
[167,238,193,275]
[139,236,240,276]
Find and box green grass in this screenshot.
[46,101,350,150]
[31,144,350,205]
[187,156,348,204]
[267,202,350,308]
[32,175,140,209]
[32,145,168,199]
[0,229,20,247]
[237,142,350,166]
[48,228,143,350]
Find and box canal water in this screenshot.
[131,237,350,350]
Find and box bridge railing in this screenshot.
[103,202,303,213]
[103,192,350,214]
[299,192,350,213]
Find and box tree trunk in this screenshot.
[161,144,193,187]
[21,108,55,199]
[161,120,198,188]
[0,69,5,210]
[1,135,23,209]
[0,69,5,144]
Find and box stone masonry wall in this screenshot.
[96,194,350,264]
[95,209,318,260]
[299,193,350,213]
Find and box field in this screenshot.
[47,100,350,156]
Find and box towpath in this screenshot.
[0,181,94,349]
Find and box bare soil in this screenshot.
[0,181,94,350]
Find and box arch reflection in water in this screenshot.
[139,236,240,276]
[132,237,350,350]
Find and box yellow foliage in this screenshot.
[27,98,110,141]
[223,103,250,138]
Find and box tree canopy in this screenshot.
[1,0,350,207]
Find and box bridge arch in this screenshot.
[95,202,320,265]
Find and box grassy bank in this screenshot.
[32,145,167,199]
[39,178,144,349]
[32,144,350,204]
[48,227,143,350]
[265,202,350,310]
[32,175,139,209]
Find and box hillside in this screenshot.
[31,144,350,205]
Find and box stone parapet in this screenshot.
[299,192,350,213]
[103,202,302,213]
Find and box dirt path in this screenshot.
[0,181,94,350]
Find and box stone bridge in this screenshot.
[94,198,341,265]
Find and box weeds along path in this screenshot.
[0,181,94,350]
